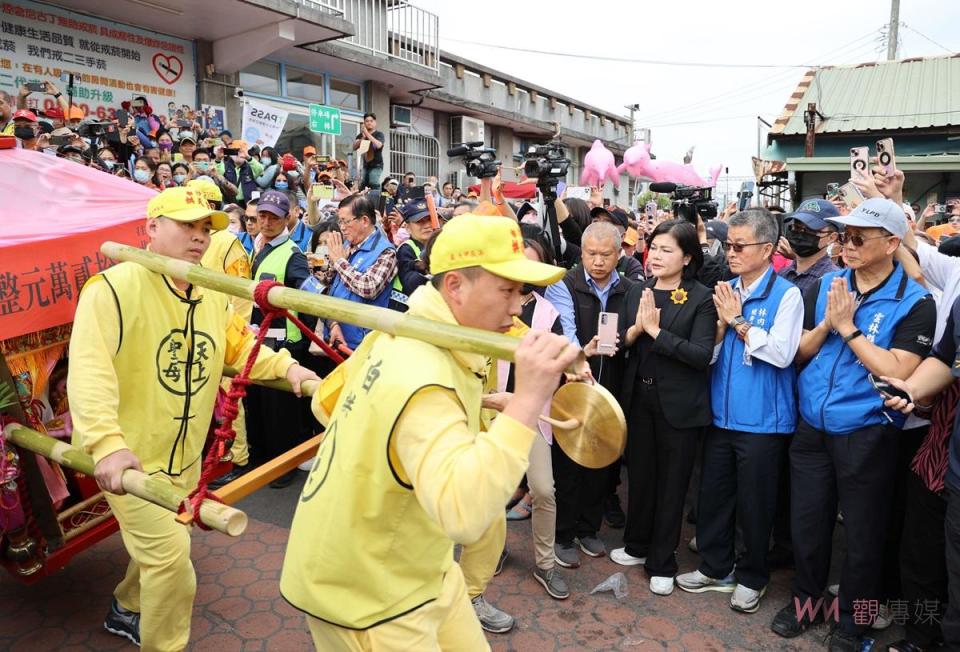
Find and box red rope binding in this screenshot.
[180,280,345,529]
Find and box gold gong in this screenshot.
[547,382,626,469]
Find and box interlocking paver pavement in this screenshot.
[0,473,903,650]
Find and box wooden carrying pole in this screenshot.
[2,424,247,537]
[100,242,584,371]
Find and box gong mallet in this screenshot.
[2,423,247,536]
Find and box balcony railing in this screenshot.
[341,0,439,73]
[290,0,348,15]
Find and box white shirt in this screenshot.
[711,269,804,368]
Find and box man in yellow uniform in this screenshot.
[68,186,318,652]
[280,214,580,651]
[190,179,255,486]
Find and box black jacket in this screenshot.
[618,278,717,429]
[561,267,633,393]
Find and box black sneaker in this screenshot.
[494,548,507,576]
[828,629,860,652]
[208,464,250,490]
[771,601,824,638]
[603,494,626,529]
[104,598,140,647]
[269,470,297,489]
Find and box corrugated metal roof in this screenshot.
[770,54,960,136]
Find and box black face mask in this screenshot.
[785,229,824,258]
[14,126,35,141]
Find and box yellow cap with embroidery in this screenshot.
[186,178,223,204]
[430,214,565,286]
[147,187,228,230]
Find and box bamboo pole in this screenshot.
[3,424,247,537]
[101,242,584,370]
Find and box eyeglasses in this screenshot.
[722,241,770,253]
[337,216,359,227]
[836,232,891,247]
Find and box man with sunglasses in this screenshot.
[771,198,936,652]
[778,199,840,294]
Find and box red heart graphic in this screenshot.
[152,53,183,85]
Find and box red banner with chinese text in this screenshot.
[1,221,147,340]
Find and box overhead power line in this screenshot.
[901,23,956,54]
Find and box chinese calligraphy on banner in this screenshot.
[0,0,196,120]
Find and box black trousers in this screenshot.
[697,427,787,590]
[622,383,699,577]
[900,471,947,647]
[771,434,793,550]
[553,436,610,545]
[790,419,897,636]
[881,426,927,601]
[945,486,960,648]
[244,341,314,464]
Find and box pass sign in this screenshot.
[310,104,342,135]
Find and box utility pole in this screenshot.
[803,103,818,157]
[887,0,900,60]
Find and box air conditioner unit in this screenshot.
[391,105,412,127]
[450,115,484,147]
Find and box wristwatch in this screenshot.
[53,92,62,98]
[729,315,747,329]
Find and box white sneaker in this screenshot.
[649,576,675,596]
[610,547,646,566]
[828,583,839,597]
[298,459,314,471]
[730,584,766,613]
[675,569,736,593]
[871,604,893,630]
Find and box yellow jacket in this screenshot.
[280,283,535,629]
[68,261,295,475]
[200,229,253,321]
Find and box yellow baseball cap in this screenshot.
[430,214,566,286]
[147,187,228,230]
[186,178,223,204]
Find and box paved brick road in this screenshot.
[0,473,902,651]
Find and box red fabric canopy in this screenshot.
[0,145,154,339]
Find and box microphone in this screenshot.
[446,141,484,157]
[648,182,678,194]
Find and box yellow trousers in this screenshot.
[459,515,506,599]
[220,377,249,467]
[306,563,489,651]
[106,467,199,652]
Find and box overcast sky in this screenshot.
[414,0,958,177]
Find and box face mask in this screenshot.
[173,174,186,184]
[227,222,241,235]
[14,126,35,140]
[195,161,209,171]
[288,170,300,179]
[134,169,151,183]
[159,142,173,150]
[785,229,824,258]
[102,159,116,169]
[275,181,289,191]
[260,156,272,166]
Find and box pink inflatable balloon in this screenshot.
[616,142,722,188]
[580,140,620,187]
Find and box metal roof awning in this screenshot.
[786,154,960,173]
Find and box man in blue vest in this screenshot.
[285,190,314,253]
[676,208,803,614]
[246,189,318,488]
[318,194,397,351]
[770,198,936,652]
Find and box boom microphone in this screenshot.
[446,141,484,157]
[649,182,678,194]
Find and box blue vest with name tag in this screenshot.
[327,228,394,350]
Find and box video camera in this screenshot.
[447,141,500,179]
[649,181,718,224]
[76,119,114,139]
[523,140,570,186]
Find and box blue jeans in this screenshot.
[362,166,383,190]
